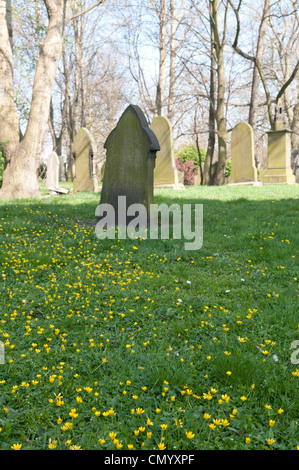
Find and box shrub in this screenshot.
[175,159,198,185]
[175,143,206,169]
[225,158,232,177]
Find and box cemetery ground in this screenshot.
[0,183,298,451]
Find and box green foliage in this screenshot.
[175,144,206,169]
[225,158,232,177]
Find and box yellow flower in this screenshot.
[240,396,247,401]
[209,423,216,430]
[221,394,230,403]
[203,413,211,419]
[266,438,275,445]
[158,442,166,450]
[277,408,284,414]
[160,424,168,430]
[109,432,117,440]
[69,408,78,418]
[245,437,251,444]
[269,419,275,427]
[48,439,57,449]
[11,443,22,450]
[221,419,230,427]
[186,431,195,439]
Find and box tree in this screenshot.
[229,0,299,130]
[0,0,71,198]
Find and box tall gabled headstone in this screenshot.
[150,116,184,189]
[72,128,98,193]
[231,122,257,184]
[100,104,160,223]
[46,151,60,190]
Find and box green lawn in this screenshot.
[0,184,298,450]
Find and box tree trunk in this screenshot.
[167,0,176,125]
[291,76,299,151]
[203,7,216,186]
[0,0,20,166]
[0,0,70,199]
[248,0,270,133]
[155,0,167,116]
[214,44,227,185]
[211,0,227,186]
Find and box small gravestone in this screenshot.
[72,128,98,193]
[150,116,184,189]
[231,122,257,184]
[100,104,160,224]
[46,151,60,190]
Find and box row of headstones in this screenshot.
[230,121,297,185]
[46,104,297,193]
[46,110,184,194]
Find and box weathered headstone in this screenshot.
[150,116,184,189]
[260,107,295,184]
[72,128,98,193]
[231,122,257,184]
[46,151,60,190]
[100,104,160,224]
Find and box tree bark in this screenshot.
[211,0,227,186]
[167,0,176,125]
[0,0,20,166]
[248,0,270,138]
[291,76,299,151]
[0,0,70,199]
[203,6,216,186]
[155,0,167,116]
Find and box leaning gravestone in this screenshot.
[150,116,184,189]
[100,104,160,224]
[72,128,98,193]
[46,151,60,190]
[231,122,257,184]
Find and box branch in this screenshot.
[68,0,105,21]
[276,59,299,102]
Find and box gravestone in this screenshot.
[46,151,60,190]
[231,122,257,184]
[150,116,184,189]
[72,128,98,193]
[260,105,295,184]
[100,104,160,224]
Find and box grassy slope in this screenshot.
[0,184,298,450]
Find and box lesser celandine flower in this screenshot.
[11,443,22,450]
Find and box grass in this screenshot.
[0,183,298,450]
